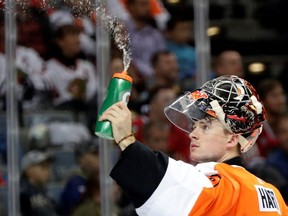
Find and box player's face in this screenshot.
[188,118,231,163]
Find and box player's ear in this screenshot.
[226,134,239,149]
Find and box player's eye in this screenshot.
[199,122,210,131]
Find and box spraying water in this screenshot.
[6,0,132,72]
[95,6,131,72]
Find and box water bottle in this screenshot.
[95,71,133,140]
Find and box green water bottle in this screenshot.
[95,71,133,140]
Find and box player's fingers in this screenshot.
[100,102,130,121]
[99,103,133,142]
[116,101,129,111]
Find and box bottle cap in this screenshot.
[112,71,133,83]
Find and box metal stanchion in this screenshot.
[5,1,20,216]
[95,1,114,215]
[193,0,211,87]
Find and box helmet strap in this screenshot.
[210,100,233,133]
[239,135,250,152]
[239,125,263,152]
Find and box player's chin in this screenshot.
[189,152,201,162]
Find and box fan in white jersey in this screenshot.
[0,46,45,104]
[41,24,97,108]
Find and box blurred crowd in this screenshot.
[0,0,287,215]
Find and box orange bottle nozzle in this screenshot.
[112,71,133,83]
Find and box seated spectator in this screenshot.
[20,150,59,216]
[132,85,177,141]
[17,5,53,59]
[131,85,192,162]
[266,114,288,202]
[40,24,98,132]
[71,176,100,216]
[0,12,46,123]
[0,45,46,118]
[48,5,97,58]
[243,79,286,168]
[212,50,244,78]
[123,0,165,78]
[42,24,97,107]
[142,121,169,153]
[108,0,170,30]
[130,50,180,112]
[59,141,99,216]
[146,50,180,91]
[256,79,286,156]
[165,16,196,85]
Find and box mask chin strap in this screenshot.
[238,136,251,152]
[210,100,262,153]
[238,126,262,152]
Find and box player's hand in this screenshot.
[99,101,135,150]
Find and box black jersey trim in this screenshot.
[110,141,169,208]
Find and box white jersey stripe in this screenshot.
[136,158,213,216]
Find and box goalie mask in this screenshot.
[164,75,266,152]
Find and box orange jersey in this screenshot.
[111,142,288,216]
[190,163,287,215]
[137,160,287,215]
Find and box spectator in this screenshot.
[40,24,98,132]
[48,5,97,58]
[42,24,97,108]
[243,79,286,168]
[0,45,46,112]
[132,86,176,140]
[131,86,192,162]
[124,0,165,78]
[108,0,170,30]
[20,150,59,216]
[213,50,244,78]
[0,13,46,121]
[257,79,286,156]
[71,176,101,216]
[128,50,180,114]
[266,114,288,202]
[17,5,53,59]
[59,141,99,216]
[142,121,169,153]
[147,50,180,91]
[165,16,196,88]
